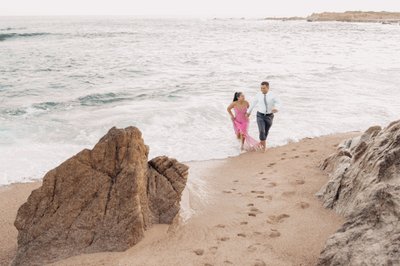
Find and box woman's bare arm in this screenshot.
[227,102,236,120]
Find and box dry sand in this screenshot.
[0,132,359,266]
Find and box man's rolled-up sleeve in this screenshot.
[273,95,281,110]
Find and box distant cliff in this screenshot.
[264,11,400,24]
[307,11,400,23]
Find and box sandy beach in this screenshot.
[0,132,359,266]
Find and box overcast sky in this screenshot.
[1,0,400,17]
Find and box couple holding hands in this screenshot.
[227,81,281,152]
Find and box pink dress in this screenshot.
[232,106,261,151]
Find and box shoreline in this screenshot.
[0,131,361,189]
[0,131,360,265]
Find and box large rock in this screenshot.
[12,126,188,266]
[317,121,400,266]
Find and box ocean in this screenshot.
[1,16,400,185]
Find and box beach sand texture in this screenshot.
[0,132,359,266]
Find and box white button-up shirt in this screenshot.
[247,91,281,115]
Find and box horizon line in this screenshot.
[1,10,399,18]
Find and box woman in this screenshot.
[227,92,260,151]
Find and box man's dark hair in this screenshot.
[261,81,269,87]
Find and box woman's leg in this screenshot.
[240,133,245,150]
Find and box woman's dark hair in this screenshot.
[261,81,269,87]
[233,92,242,102]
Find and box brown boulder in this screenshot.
[317,121,400,265]
[12,126,188,265]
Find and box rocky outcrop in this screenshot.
[317,121,400,266]
[12,126,188,266]
[307,11,400,23]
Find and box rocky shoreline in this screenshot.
[317,121,400,265]
[264,11,400,24]
[307,11,400,24]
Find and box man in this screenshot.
[246,81,281,151]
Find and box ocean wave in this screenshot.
[32,101,64,110]
[78,92,132,106]
[1,108,27,116]
[0,32,51,42]
[0,31,143,42]
[1,17,400,187]
[134,90,184,100]
[2,102,67,117]
[73,31,137,39]
[0,27,27,31]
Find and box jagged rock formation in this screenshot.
[317,121,400,265]
[12,126,188,266]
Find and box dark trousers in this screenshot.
[256,112,274,141]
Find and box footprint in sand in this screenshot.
[193,249,204,255]
[254,259,267,266]
[249,207,261,212]
[247,245,257,252]
[282,191,296,197]
[266,182,277,188]
[269,229,281,238]
[309,149,317,153]
[215,224,226,228]
[281,152,287,155]
[223,190,232,194]
[248,213,257,217]
[251,190,265,194]
[247,243,261,252]
[224,260,233,264]
[218,236,230,241]
[209,246,218,254]
[240,221,248,225]
[298,201,310,209]
[233,180,239,183]
[249,207,262,215]
[281,157,286,160]
[294,155,300,158]
[295,179,305,185]
[292,148,297,151]
[261,177,268,180]
[267,162,276,167]
[247,203,254,206]
[237,233,246,237]
[258,171,264,175]
[204,264,213,266]
[256,195,264,199]
[267,214,290,224]
[264,195,273,201]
